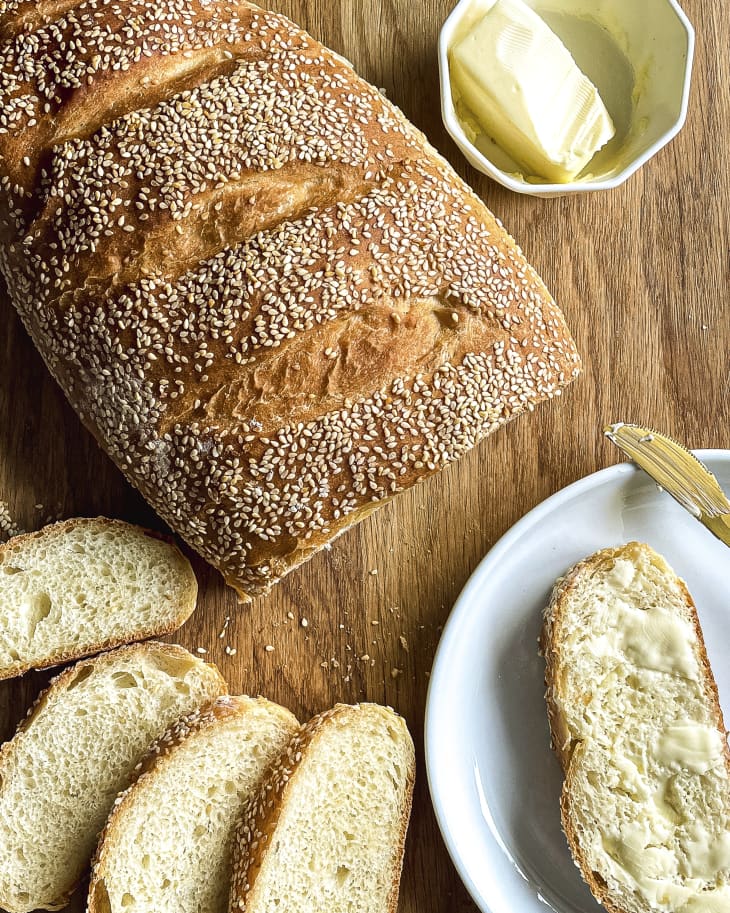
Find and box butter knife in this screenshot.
[604,423,730,548]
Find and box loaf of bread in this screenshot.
[0,642,226,913]
[0,0,580,597]
[89,695,299,913]
[229,702,415,913]
[542,542,730,913]
[0,516,197,679]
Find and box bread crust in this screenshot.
[0,517,198,680]
[0,0,580,598]
[0,642,227,913]
[541,541,730,913]
[88,694,299,913]
[228,702,416,913]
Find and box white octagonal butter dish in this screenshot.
[438,0,695,196]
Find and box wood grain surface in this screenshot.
[0,1,727,910]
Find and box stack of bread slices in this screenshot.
[0,518,415,913]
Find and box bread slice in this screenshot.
[88,695,299,913]
[0,517,197,679]
[229,702,415,913]
[0,642,226,913]
[542,542,730,913]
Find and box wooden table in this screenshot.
[0,1,727,910]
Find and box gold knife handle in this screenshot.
[702,513,730,549]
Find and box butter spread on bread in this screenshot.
[542,542,730,913]
[0,0,580,598]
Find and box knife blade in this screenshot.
[604,422,730,548]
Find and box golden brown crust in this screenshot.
[0,517,198,680]
[542,542,730,913]
[229,703,416,912]
[0,1,581,597]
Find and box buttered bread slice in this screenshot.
[0,643,226,913]
[542,542,730,913]
[89,696,299,913]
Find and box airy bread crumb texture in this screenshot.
[0,518,198,678]
[89,696,299,913]
[543,542,730,913]
[230,703,415,913]
[0,642,226,913]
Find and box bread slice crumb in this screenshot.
[543,542,730,913]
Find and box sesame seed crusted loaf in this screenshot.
[0,0,581,598]
[88,695,299,913]
[229,702,415,913]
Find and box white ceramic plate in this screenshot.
[425,451,730,913]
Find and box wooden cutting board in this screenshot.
[0,1,727,910]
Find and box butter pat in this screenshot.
[621,608,697,679]
[449,0,616,182]
[655,722,724,774]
